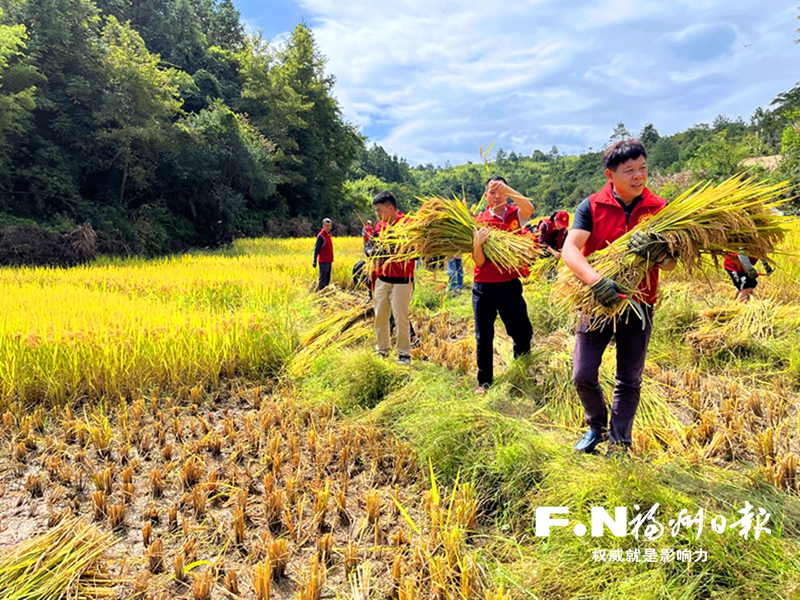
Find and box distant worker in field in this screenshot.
[372,192,415,366]
[362,219,375,247]
[312,218,334,291]
[724,251,774,302]
[537,210,570,259]
[472,176,535,395]
[562,139,677,455]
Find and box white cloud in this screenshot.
[275,0,800,165]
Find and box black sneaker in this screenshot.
[398,355,411,366]
[574,429,608,453]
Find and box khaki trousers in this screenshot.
[374,278,413,357]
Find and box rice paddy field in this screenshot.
[1,233,800,599]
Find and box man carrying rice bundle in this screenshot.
[472,176,535,395]
[562,139,677,455]
[372,191,415,366]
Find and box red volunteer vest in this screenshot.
[474,204,530,283]
[375,213,416,279]
[583,183,666,305]
[362,226,374,243]
[317,230,334,263]
[538,219,567,251]
[723,252,756,272]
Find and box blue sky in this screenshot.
[237,0,800,166]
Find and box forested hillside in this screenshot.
[0,0,361,253]
[2,0,800,258]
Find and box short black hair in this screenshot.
[603,139,647,171]
[485,175,508,187]
[372,191,397,208]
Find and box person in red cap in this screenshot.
[537,210,570,259]
[723,252,774,302]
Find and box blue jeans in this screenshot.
[447,258,463,290]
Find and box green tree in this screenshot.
[96,15,192,206]
[241,25,361,220]
[639,123,660,148]
[171,100,277,244]
[608,122,631,145]
[5,0,107,217]
[687,132,767,180]
[0,9,35,161]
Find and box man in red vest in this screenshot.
[362,219,375,249]
[372,192,415,365]
[312,218,334,290]
[472,176,535,394]
[562,139,677,455]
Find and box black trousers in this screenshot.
[572,306,653,445]
[318,262,332,290]
[472,279,532,387]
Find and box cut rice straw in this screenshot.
[0,517,117,599]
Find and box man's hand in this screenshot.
[745,266,759,279]
[487,179,513,199]
[312,261,317,268]
[474,227,490,247]
[628,231,670,262]
[590,277,625,308]
[764,262,775,276]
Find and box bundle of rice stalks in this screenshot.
[368,196,542,275]
[686,298,797,353]
[0,517,116,599]
[553,176,798,326]
[289,300,374,377]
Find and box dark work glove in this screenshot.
[628,231,670,262]
[764,262,775,276]
[745,266,758,279]
[312,262,317,268]
[591,277,625,308]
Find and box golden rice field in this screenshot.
[1,233,800,599]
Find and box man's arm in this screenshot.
[561,229,600,285]
[738,253,758,278]
[313,235,323,266]
[489,180,534,221]
[472,228,489,268]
